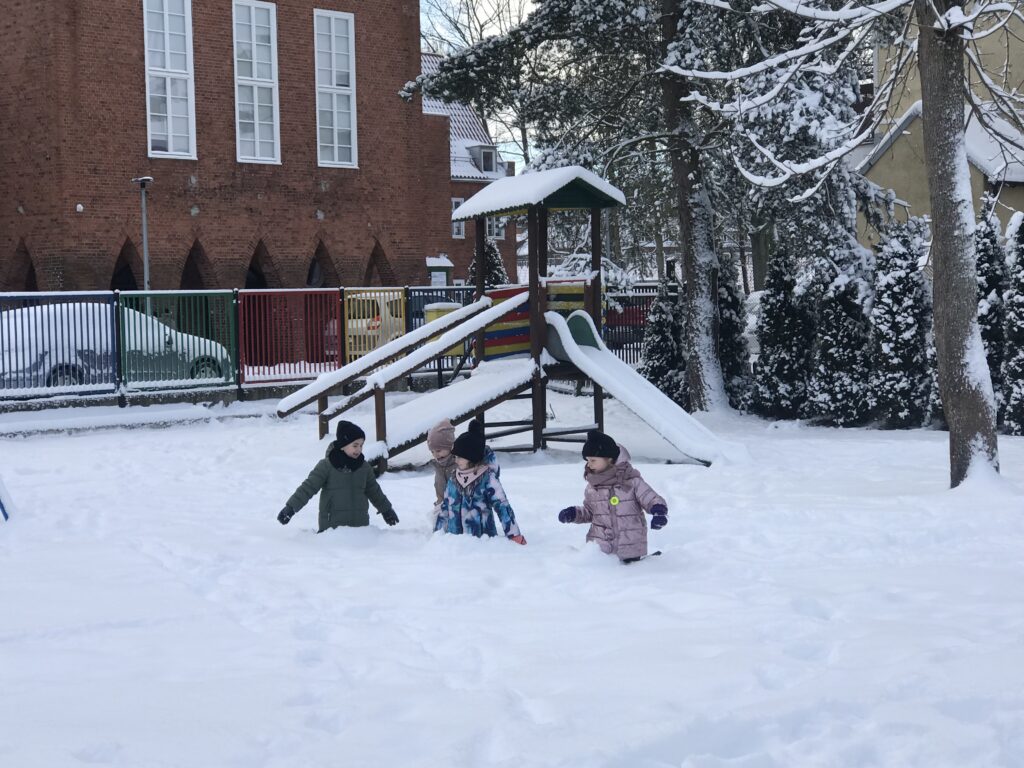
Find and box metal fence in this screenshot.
[118,291,236,388]
[0,292,119,396]
[605,292,658,366]
[238,289,342,384]
[342,287,407,364]
[0,284,659,400]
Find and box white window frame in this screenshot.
[480,148,496,174]
[313,9,358,168]
[232,0,281,164]
[143,0,197,159]
[486,216,505,240]
[451,198,465,238]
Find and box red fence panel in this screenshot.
[238,289,343,385]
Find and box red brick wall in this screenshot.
[0,0,500,291]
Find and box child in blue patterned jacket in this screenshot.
[435,420,526,545]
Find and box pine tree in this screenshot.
[638,280,687,407]
[467,239,509,289]
[975,195,1007,416]
[869,219,932,427]
[1002,212,1024,435]
[718,251,751,409]
[754,246,812,419]
[803,281,873,425]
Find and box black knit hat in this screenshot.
[335,420,366,448]
[582,429,619,461]
[452,419,486,464]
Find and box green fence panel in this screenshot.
[118,291,236,389]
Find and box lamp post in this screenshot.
[130,176,154,311]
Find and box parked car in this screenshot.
[0,301,232,391]
[604,299,650,349]
[325,292,406,360]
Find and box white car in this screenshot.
[0,301,233,391]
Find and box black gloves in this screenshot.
[381,509,399,526]
[277,506,294,525]
[558,507,577,523]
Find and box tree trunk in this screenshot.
[750,219,771,291]
[660,0,726,411]
[653,202,667,280]
[915,0,999,486]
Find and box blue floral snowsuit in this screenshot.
[435,448,522,539]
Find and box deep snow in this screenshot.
[1,394,1023,767]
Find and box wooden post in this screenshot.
[593,384,604,432]
[317,394,328,439]
[528,205,546,451]
[474,216,486,366]
[590,207,603,334]
[374,387,387,444]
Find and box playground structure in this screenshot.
[277,166,744,468]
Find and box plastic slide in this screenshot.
[544,310,748,466]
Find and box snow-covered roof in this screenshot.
[858,100,1024,183]
[426,255,454,269]
[452,166,626,221]
[421,52,507,183]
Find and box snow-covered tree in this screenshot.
[717,251,751,409]
[869,218,932,428]
[1002,212,1024,435]
[666,0,1018,486]
[804,281,872,425]
[975,195,1007,416]
[754,245,811,419]
[467,239,509,288]
[638,279,688,408]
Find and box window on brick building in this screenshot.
[233,1,280,163]
[486,217,506,240]
[144,0,196,158]
[451,199,465,238]
[314,10,357,167]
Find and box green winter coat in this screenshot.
[286,442,394,532]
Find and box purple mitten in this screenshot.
[558,507,576,523]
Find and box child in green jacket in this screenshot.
[278,421,399,533]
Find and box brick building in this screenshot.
[0,0,515,292]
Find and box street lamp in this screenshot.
[130,176,154,299]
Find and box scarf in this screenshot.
[454,463,489,489]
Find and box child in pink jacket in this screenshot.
[557,429,667,563]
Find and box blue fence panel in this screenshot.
[0,291,118,397]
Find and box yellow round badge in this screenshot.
[610,496,620,506]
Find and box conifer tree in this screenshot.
[869,219,932,427]
[467,239,510,289]
[1002,212,1024,435]
[718,251,750,409]
[638,279,687,407]
[754,246,812,419]
[804,281,873,425]
[975,195,1007,415]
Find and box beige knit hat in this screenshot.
[427,419,456,452]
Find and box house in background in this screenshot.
[420,51,517,283]
[854,23,1024,245]
[0,0,515,293]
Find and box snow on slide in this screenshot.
[277,296,494,416]
[321,291,531,419]
[0,476,14,521]
[363,358,536,462]
[545,311,748,465]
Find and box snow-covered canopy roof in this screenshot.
[858,100,1024,184]
[421,53,507,183]
[425,255,454,269]
[452,166,626,221]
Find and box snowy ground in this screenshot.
[2,394,1023,767]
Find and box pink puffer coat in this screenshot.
[571,446,667,561]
